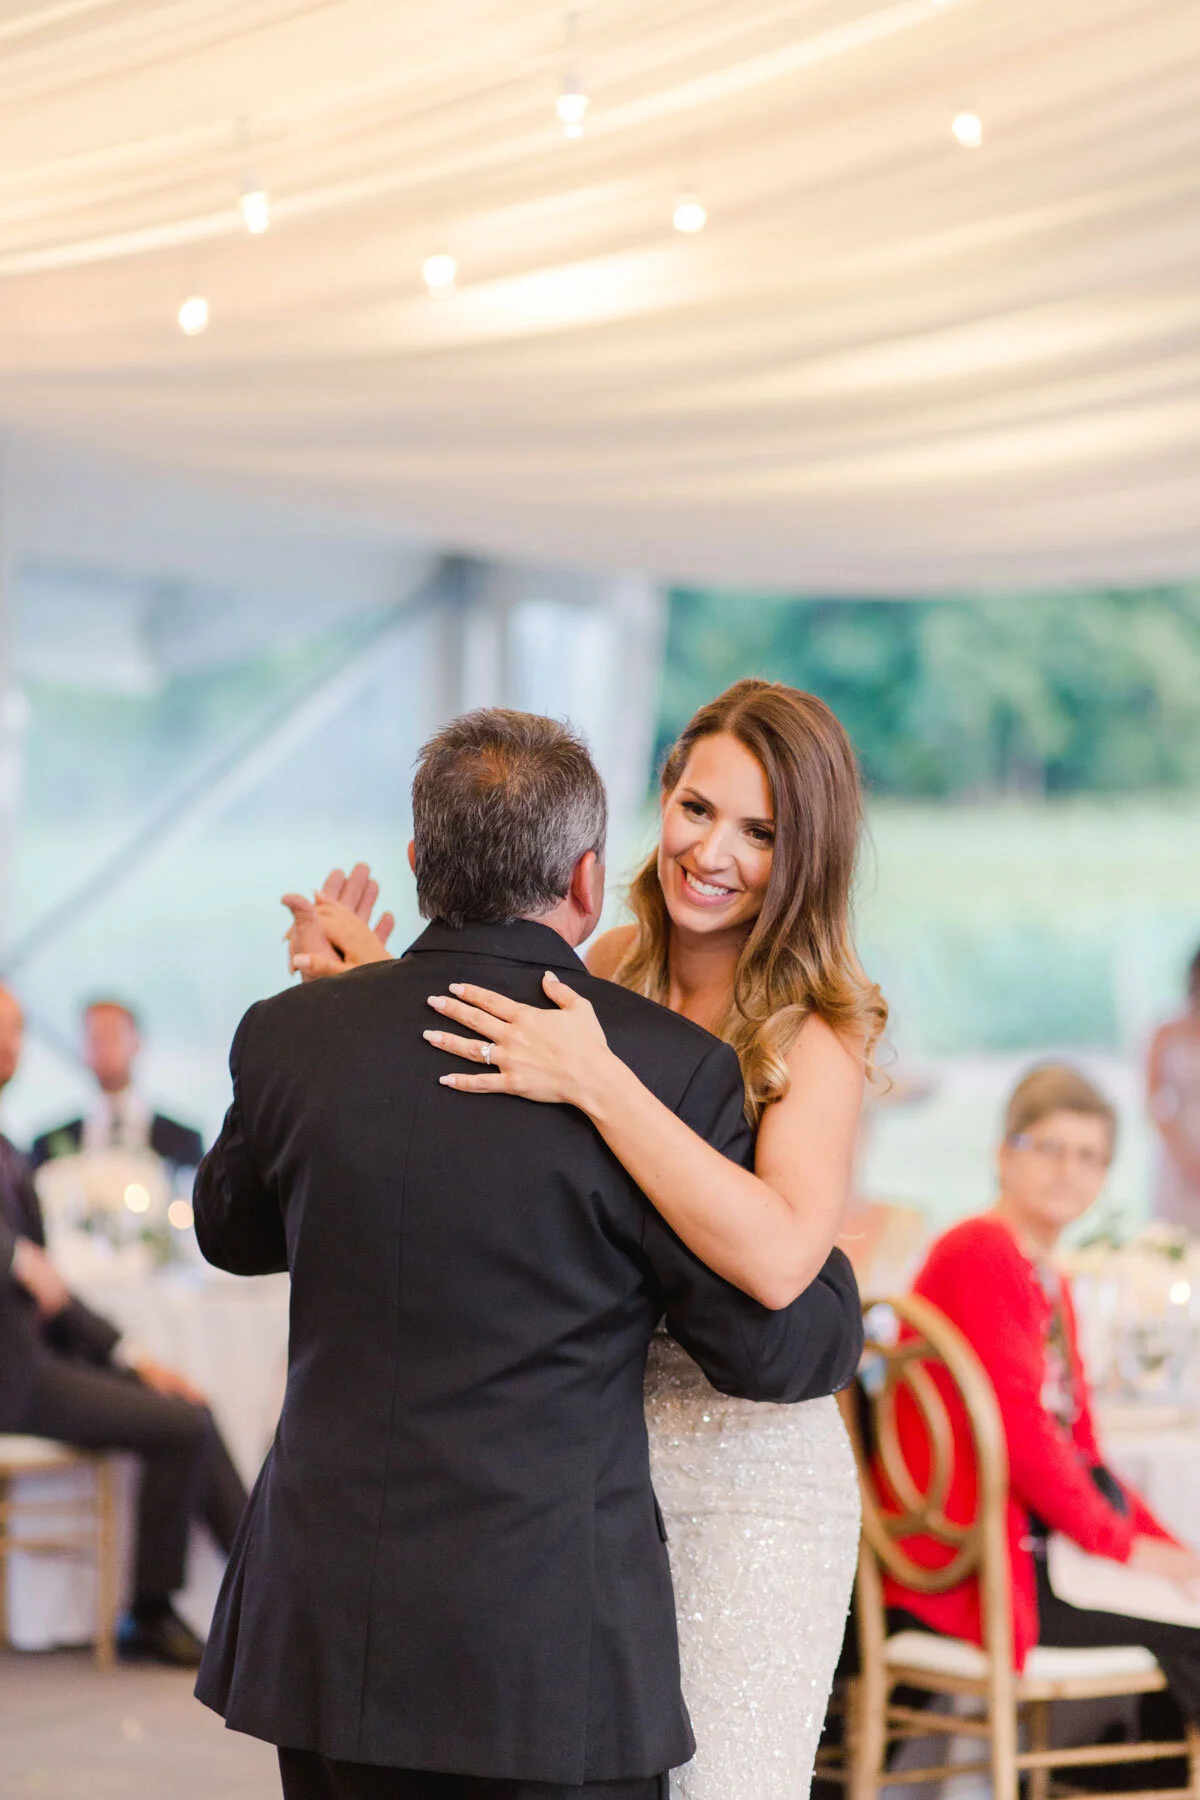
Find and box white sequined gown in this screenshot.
[645,1335,861,1800]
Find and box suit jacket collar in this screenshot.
[405,918,588,975]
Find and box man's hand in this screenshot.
[1129,1534,1200,1600]
[11,1238,70,1318]
[281,893,331,976]
[282,863,394,982]
[128,1354,206,1406]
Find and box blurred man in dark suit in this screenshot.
[32,999,204,1174]
[0,989,246,1664]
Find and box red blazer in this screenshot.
[883,1214,1172,1668]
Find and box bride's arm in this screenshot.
[585,1014,861,1308]
[426,978,864,1310]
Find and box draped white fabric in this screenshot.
[0,0,1197,591]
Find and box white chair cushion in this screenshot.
[885,1630,1158,1683]
[0,1435,88,1472]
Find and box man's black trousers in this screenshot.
[277,1752,670,1800]
[17,1354,247,1600]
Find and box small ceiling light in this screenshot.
[168,1198,195,1231]
[240,187,271,234]
[673,195,708,234]
[422,252,458,294]
[178,295,209,336]
[556,9,588,138]
[124,1183,150,1214]
[556,85,589,138]
[952,111,983,148]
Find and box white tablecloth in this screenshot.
[5,1267,289,1649]
[70,1266,292,1487]
[1101,1407,1200,1554]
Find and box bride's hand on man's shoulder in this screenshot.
[423,974,612,1109]
[281,862,396,980]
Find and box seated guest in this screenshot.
[32,998,204,1174]
[1147,946,1200,1230]
[886,1064,1200,1728]
[0,989,246,1666]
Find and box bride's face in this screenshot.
[658,732,776,938]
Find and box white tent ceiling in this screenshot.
[0,0,1197,593]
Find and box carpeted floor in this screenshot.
[0,1647,279,1799]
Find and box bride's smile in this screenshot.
[680,868,738,903]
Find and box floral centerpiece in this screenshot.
[34,1147,174,1267]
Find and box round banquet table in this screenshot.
[1098,1402,1200,1554]
[4,1265,289,1650]
[1067,1240,1200,1550]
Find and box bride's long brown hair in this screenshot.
[615,678,887,1121]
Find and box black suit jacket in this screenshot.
[31,1111,204,1172]
[193,919,863,1783]
[0,1134,122,1430]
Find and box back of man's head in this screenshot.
[412,709,607,929]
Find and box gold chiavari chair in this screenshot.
[820,1294,1200,1800]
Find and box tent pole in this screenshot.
[0,555,455,980]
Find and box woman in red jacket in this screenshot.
[886,1064,1200,1725]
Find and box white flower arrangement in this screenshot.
[34,1148,172,1258]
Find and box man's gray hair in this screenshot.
[412,710,607,928]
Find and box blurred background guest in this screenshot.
[1148,948,1200,1231]
[886,1065,1200,1731]
[32,1000,204,1176]
[0,987,247,1666]
[836,1067,939,1294]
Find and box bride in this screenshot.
[285,678,886,1799]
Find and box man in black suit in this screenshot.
[32,999,204,1173]
[194,709,864,1800]
[0,988,247,1664]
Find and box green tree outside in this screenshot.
[658,587,1200,799]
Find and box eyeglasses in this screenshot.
[1010,1133,1111,1174]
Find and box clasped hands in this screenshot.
[282,863,395,979]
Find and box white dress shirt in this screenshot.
[81,1087,152,1154]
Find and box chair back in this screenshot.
[840,1292,1015,1673]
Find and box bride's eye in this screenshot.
[747,826,774,846]
[681,799,709,819]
